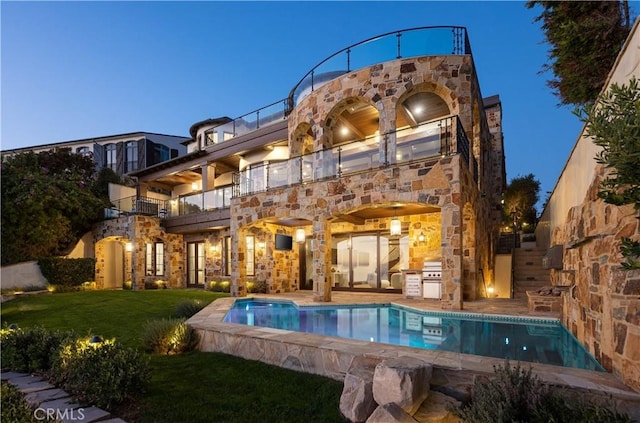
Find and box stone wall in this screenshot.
[550,167,640,392]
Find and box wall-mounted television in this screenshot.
[275,234,293,251]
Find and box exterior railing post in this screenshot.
[337,147,342,177]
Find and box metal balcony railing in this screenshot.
[234,115,472,197]
[104,196,169,219]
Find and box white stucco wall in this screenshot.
[537,18,640,248]
[0,261,48,290]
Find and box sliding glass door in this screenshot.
[331,231,409,291]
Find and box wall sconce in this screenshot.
[487,285,495,296]
[191,182,199,191]
[390,217,401,236]
[295,228,306,243]
[125,242,133,252]
[257,241,266,250]
[418,231,426,243]
[210,244,219,254]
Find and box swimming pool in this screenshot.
[223,299,604,372]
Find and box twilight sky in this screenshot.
[2,1,636,210]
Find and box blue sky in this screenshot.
[2,1,635,210]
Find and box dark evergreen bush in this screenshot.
[50,337,150,410]
[0,325,77,373]
[37,257,95,287]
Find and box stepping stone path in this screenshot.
[1,371,126,423]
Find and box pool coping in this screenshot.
[187,295,640,412]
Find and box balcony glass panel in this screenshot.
[337,135,380,174]
[180,193,203,215]
[396,120,444,161]
[267,161,289,189]
[348,36,397,71]
[203,186,233,210]
[400,28,456,58]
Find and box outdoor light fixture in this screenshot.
[295,228,306,243]
[418,231,426,243]
[191,182,198,191]
[210,244,219,253]
[8,323,18,330]
[487,285,495,295]
[390,217,402,236]
[257,241,266,250]
[125,242,133,252]
[89,335,103,345]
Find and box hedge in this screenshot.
[37,257,95,287]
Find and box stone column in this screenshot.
[312,218,332,302]
[440,204,463,310]
[231,224,247,297]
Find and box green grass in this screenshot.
[0,290,345,422]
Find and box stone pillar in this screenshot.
[440,204,463,310]
[312,219,332,302]
[136,181,149,198]
[231,225,247,297]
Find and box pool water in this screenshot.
[224,299,604,372]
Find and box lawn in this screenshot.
[0,290,346,423]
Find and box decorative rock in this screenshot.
[373,357,432,415]
[412,390,461,423]
[339,366,377,422]
[366,402,419,423]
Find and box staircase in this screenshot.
[513,247,550,300]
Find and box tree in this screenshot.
[1,148,108,265]
[503,174,541,232]
[576,77,640,268]
[527,1,631,106]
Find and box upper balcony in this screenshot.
[196,27,471,150]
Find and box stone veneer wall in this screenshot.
[94,216,183,289]
[550,168,640,392]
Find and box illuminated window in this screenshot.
[145,243,164,276]
[246,236,255,276]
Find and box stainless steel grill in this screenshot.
[422,261,442,299]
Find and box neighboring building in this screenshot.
[1,132,190,176]
[93,26,506,310]
[536,18,640,391]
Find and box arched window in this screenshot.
[105,144,117,171]
[126,141,138,172]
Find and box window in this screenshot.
[76,146,91,157]
[153,144,170,164]
[145,243,164,276]
[126,141,138,172]
[245,236,255,276]
[223,236,231,276]
[187,242,205,286]
[105,144,117,171]
[205,131,217,146]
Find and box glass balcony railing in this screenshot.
[234,115,473,197]
[172,186,234,217]
[288,26,471,110]
[203,99,288,147]
[201,27,471,148]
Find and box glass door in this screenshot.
[187,242,205,286]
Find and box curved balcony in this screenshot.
[287,26,471,110]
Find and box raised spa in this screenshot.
[224,299,604,372]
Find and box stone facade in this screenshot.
[229,55,502,309]
[549,166,640,392]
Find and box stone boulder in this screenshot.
[372,357,433,415]
[340,366,377,422]
[366,402,419,423]
[413,390,462,423]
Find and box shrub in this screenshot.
[247,280,267,294]
[37,257,95,287]
[0,325,77,374]
[141,318,199,355]
[1,382,44,422]
[51,337,150,410]
[174,299,207,319]
[456,361,633,423]
[208,280,230,293]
